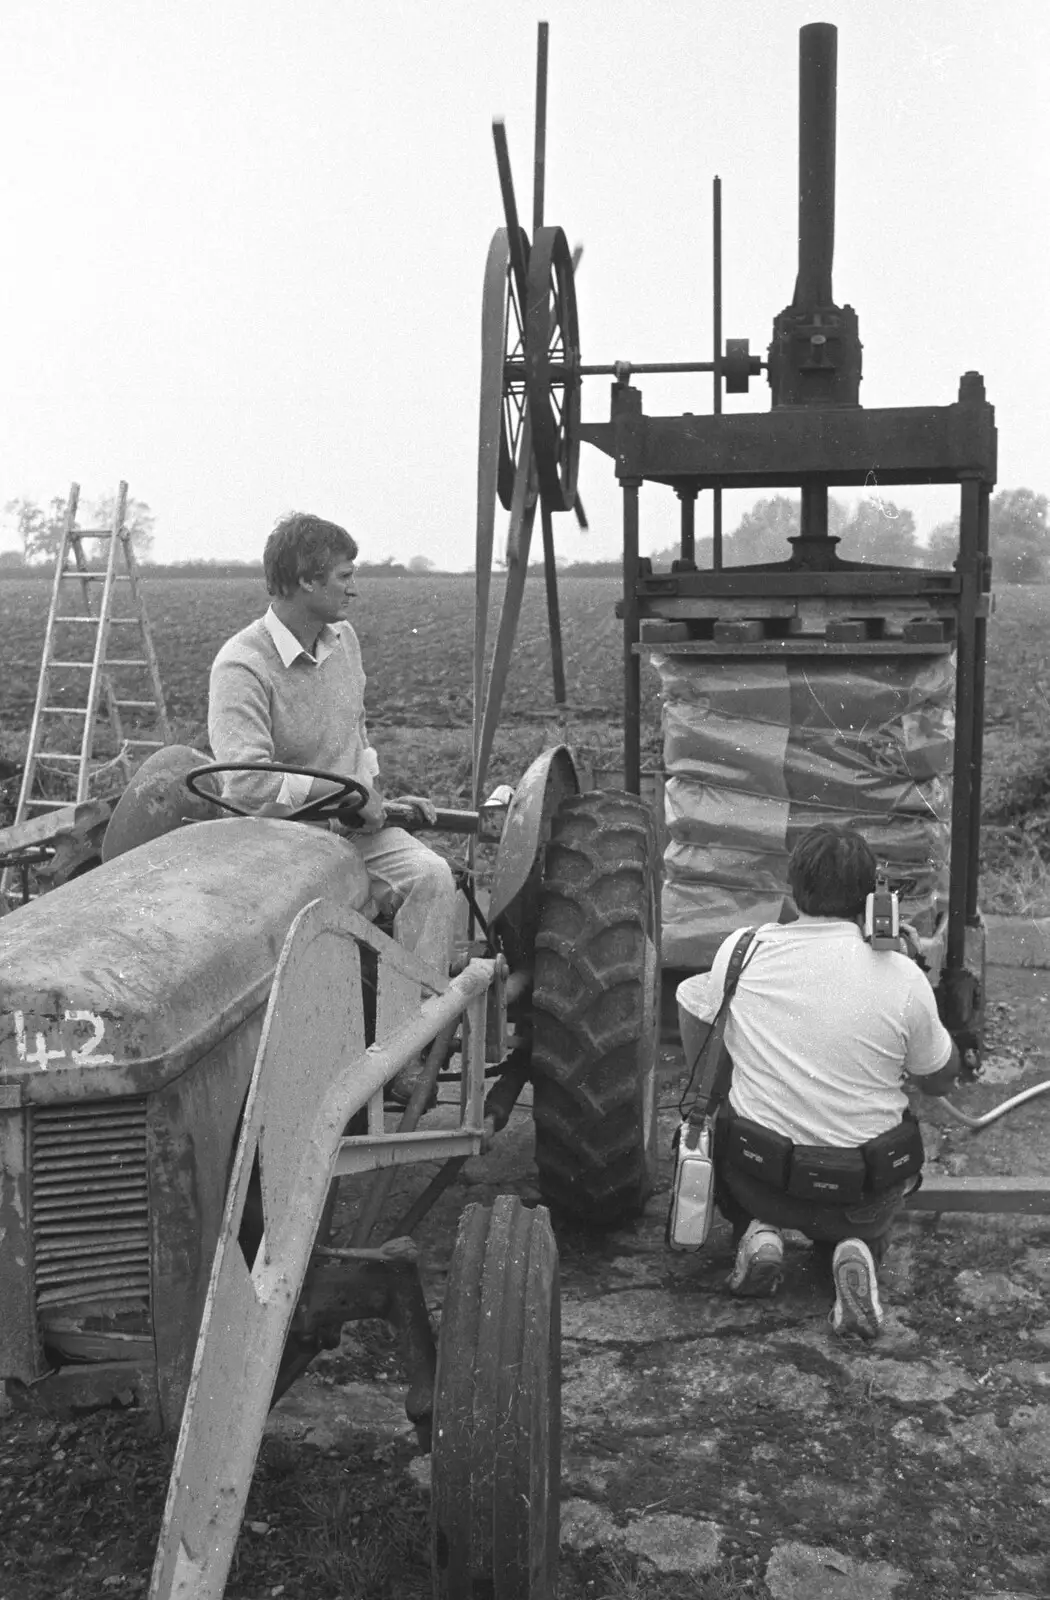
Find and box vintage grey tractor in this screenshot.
[0,742,660,1598]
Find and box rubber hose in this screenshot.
[938,1079,1050,1131]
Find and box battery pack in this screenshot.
[667,1122,717,1252]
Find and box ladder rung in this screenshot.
[102,659,149,668]
[54,615,98,623]
[60,572,129,583]
[50,661,94,669]
[42,706,88,716]
[113,699,157,709]
[55,616,139,624]
[32,752,82,763]
[72,529,114,539]
[24,799,70,809]
[125,739,164,750]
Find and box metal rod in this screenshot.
[678,490,696,565]
[350,1022,456,1248]
[713,175,724,569]
[622,481,642,793]
[382,802,481,835]
[492,121,529,308]
[800,482,829,541]
[966,485,990,920]
[382,1054,532,1241]
[795,22,837,308]
[384,1157,469,1243]
[947,478,981,971]
[533,22,548,234]
[540,498,567,705]
[507,359,723,377]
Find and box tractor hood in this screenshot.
[0,820,370,1104]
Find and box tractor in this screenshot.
[0,742,659,1598]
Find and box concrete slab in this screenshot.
[981,915,1050,969]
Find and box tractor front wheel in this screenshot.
[431,1195,560,1599]
[530,789,660,1226]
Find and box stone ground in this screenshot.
[2,959,1048,1599]
[273,958,1050,1600]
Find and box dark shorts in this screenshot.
[714,1109,911,1252]
[716,1159,908,1244]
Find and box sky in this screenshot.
[0,0,1047,568]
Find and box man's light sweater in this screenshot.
[208,611,380,811]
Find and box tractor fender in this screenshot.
[102,744,223,861]
[489,745,579,971]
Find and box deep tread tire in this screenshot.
[431,1195,560,1599]
[531,790,660,1226]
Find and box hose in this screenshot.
[939,1079,1050,1131]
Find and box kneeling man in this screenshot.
[677,824,959,1339]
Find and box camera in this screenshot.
[864,871,900,950]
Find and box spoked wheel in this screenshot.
[431,1195,560,1600]
[480,226,533,513]
[525,225,581,512]
[530,790,661,1226]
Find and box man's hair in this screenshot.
[263,513,359,597]
[787,824,878,919]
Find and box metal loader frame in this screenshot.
[151,897,506,1598]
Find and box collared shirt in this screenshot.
[676,914,953,1145]
[208,607,380,813]
[261,607,339,669]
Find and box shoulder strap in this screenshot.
[683,928,757,1128]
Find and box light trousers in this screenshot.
[352,826,457,979]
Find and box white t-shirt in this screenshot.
[675,915,953,1146]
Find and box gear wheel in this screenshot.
[530,790,660,1225]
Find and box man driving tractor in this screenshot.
[207,512,457,985]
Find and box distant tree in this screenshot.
[407,554,435,573]
[2,491,155,564]
[920,490,1049,582]
[89,492,156,564]
[924,520,960,569]
[0,549,26,570]
[3,495,61,562]
[647,537,715,570]
[990,488,1048,584]
[726,496,800,563]
[836,498,920,564]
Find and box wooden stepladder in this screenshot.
[1,482,170,899]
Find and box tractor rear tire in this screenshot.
[530,789,660,1226]
[431,1195,560,1600]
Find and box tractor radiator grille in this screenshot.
[30,1100,151,1310]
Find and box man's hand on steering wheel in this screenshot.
[328,786,386,834]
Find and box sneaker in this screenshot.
[831,1238,884,1340]
[728,1221,784,1297]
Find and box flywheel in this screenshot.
[524,225,581,512]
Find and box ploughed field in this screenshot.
[0,575,1048,910]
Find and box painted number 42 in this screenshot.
[12,1009,114,1070]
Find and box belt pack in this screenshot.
[724,1112,924,1202]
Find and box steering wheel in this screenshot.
[185,763,370,824]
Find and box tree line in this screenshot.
[2,487,1047,582]
[646,489,1049,583]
